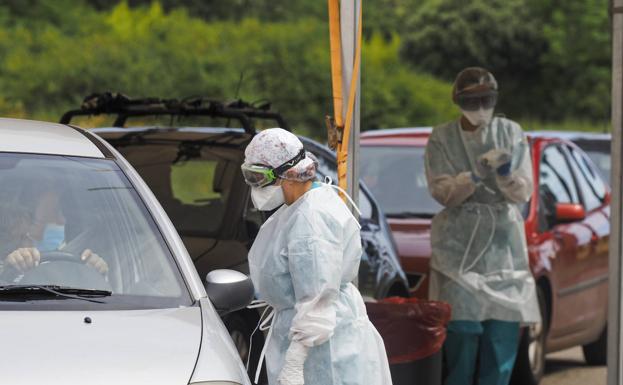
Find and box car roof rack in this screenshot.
[59,92,290,134]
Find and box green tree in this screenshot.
[400,0,546,119]
[532,0,611,122]
[0,1,457,136]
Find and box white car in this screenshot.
[0,118,253,385]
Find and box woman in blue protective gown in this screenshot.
[241,128,392,385]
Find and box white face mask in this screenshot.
[251,185,285,211]
[462,108,494,128]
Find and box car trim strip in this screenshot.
[558,273,609,297]
[67,124,115,158]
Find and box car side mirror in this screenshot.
[555,203,586,223]
[205,269,254,315]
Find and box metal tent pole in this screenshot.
[340,0,361,208]
[609,1,623,384]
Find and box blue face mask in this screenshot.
[36,224,65,252]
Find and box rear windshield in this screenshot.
[360,146,442,218]
[112,143,245,238]
[0,153,191,309]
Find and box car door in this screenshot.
[562,145,609,335]
[537,144,594,340]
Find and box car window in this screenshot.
[360,146,442,218]
[357,188,374,221]
[570,146,607,199]
[567,147,605,212]
[311,150,373,220]
[539,145,580,230]
[314,151,337,182]
[540,146,579,204]
[171,160,222,204]
[572,139,611,184]
[0,153,190,308]
[584,151,611,184]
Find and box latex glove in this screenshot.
[5,247,40,271]
[278,341,308,385]
[496,162,512,177]
[456,171,479,185]
[81,249,109,274]
[478,149,512,174]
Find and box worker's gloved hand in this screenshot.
[478,149,512,175]
[470,172,481,184]
[496,162,512,177]
[455,171,479,185]
[81,249,109,275]
[5,247,40,271]
[278,341,308,385]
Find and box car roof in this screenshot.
[527,130,611,143]
[0,118,105,158]
[361,127,432,147]
[359,127,610,147]
[361,127,433,137]
[92,126,247,135]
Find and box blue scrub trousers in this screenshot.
[444,320,520,385]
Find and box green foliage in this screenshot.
[400,0,546,118]
[0,1,456,137]
[535,0,611,122]
[399,0,610,125]
[521,119,610,133]
[0,0,611,134]
[85,0,327,22]
[363,34,458,129]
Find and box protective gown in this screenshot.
[425,117,541,323]
[248,184,392,385]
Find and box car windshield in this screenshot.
[360,146,442,217]
[0,153,191,309]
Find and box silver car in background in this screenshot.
[0,118,253,385]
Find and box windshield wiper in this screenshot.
[0,285,112,304]
[386,212,435,219]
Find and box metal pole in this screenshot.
[340,0,361,208]
[609,1,623,384]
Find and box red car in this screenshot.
[360,128,610,385]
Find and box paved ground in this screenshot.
[542,347,606,385]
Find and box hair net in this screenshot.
[244,128,317,182]
[453,67,498,99]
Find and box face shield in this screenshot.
[456,91,498,111]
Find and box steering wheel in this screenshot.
[39,251,84,265]
[39,250,84,264]
[0,250,110,291]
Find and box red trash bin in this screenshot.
[366,297,451,385]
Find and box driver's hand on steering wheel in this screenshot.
[5,248,40,271]
[80,249,109,275]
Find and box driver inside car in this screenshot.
[2,187,108,275]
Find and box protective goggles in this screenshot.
[456,91,498,111]
[241,149,306,188]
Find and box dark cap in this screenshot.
[452,67,498,101]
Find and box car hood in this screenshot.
[0,306,202,385]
